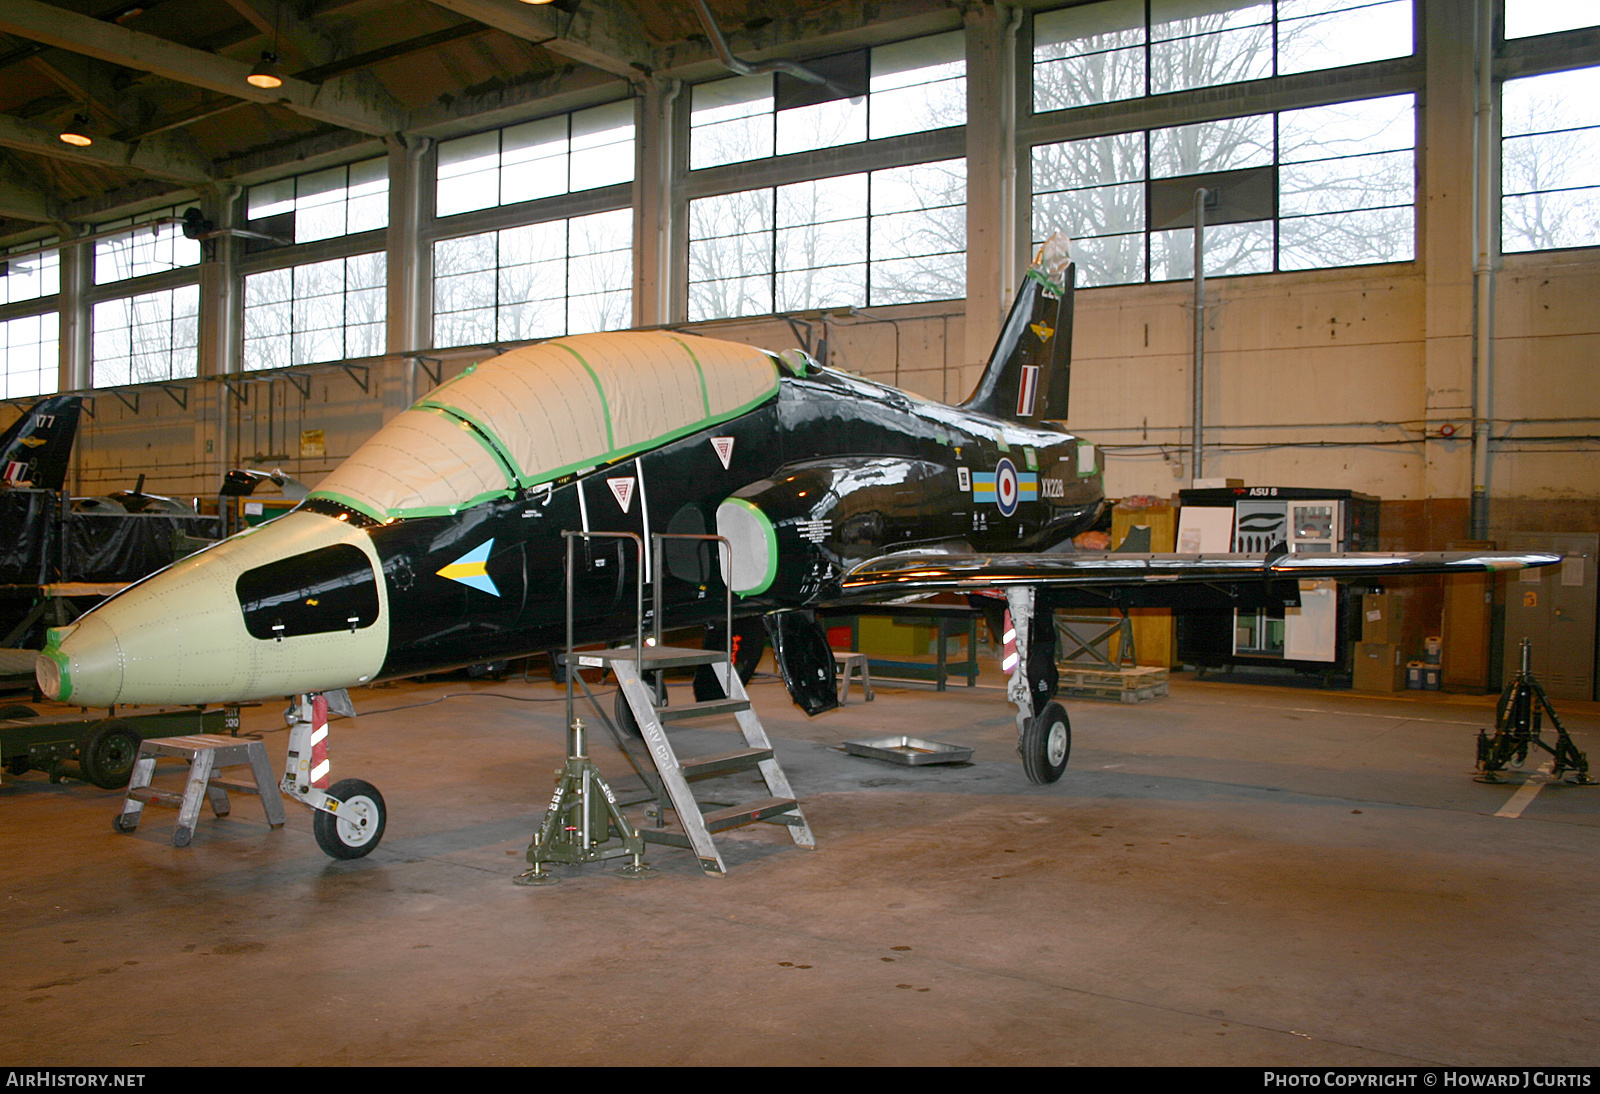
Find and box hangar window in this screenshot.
[0,240,58,398]
[236,544,380,641]
[687,160,966,321]
[435,101,635,219]
[0,313,57,398]
[1504,2,1600,38]
[1501,66,1600,254]
[431,208,633,348]
[1033,0,1414,113]
[90,285,199,387]
[245,158,388,247]
[243,253,387,371]
[1030,94,1414,285]
[0,241,58,304]
[689,33,967,171]
[92,206,200,285]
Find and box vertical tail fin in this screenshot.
[0,395,81,492]
[961,244,1075,424]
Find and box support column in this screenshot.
[386,133,431,356]
[1421,0,1483,535]
[963,2,1020,392]
[57,224,89,394]
[387,134,432,408]
[196,187,239,379]
[195,186,239,496]
[1469,0,1498,538]
[634,78,681,329]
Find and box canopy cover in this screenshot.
[310,332,781,520]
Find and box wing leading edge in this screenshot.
[839,550,1562,600]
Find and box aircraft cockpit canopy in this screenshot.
[309,332,781,521]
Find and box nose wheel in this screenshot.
[284,692,387,860]
[312,778,387,859]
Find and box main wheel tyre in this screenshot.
[313,778,387,859]
[79,720,141,789]
[614,689,642,738]
[1020,702,1071,785]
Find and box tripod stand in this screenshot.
[1475,639,1594,785]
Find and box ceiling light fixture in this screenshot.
[247,52,284,89]
[59,113,93,147]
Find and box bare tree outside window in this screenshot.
[1502,67,1600,253]
[243,255,387,371]
[93,208,200,285]
[686,33,966,321]
[92,286,199,386]
[1035,0,1412,112]
[1031,1,1416,284]
[432,210,632,347]
[871,160,966,304]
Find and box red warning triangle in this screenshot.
[711,436,735,469]
[607,477,635,513]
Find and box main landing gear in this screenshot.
[283,692,388,859]
[1022,702,1072,784]
[1003,586,1072,785]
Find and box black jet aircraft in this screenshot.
[36,248,1557,856]
[0,394,81,598]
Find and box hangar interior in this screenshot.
[0,0,1598,1068]
[0,0,1596,536]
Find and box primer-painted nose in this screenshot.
[37,510,390,707]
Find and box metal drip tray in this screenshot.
[843,736,973,766]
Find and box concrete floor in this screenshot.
[2,663,1597,1067]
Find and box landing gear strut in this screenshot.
[283,691,388,859]
[1004,586,1070,785]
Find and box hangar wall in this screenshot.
[8,0,1596,552]
[54,237,1600,553]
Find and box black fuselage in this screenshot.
[299,364,1103,682]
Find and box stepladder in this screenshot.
[116,734,286,846]
[584,644,815,877]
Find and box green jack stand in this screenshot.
[516,718,657,886]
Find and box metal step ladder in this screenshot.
[116,734,286,847]
[559,529,813,877]
[590,644,814,876]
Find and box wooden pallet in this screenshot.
[1057,665,1169,703]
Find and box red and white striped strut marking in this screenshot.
[1001,609,1019,676]
[309,693,330,789]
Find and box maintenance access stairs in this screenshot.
[589,645,814,877]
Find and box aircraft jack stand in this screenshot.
[516,717,657,886]
[1475,639,1595,786]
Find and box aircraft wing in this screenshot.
[838,549,1561,601]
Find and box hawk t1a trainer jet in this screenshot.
[35,244,1557,856]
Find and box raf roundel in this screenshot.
[994,458,1020,517]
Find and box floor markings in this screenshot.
[1494,761,1554,819]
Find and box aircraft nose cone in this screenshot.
[35,510,390,707]
[37,616,123,707]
